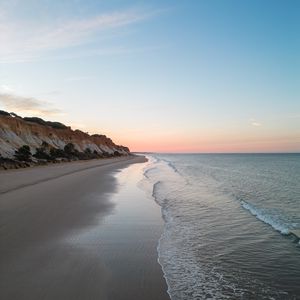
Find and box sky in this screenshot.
[0,0,299,153]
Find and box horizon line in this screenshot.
[133,152,300,155]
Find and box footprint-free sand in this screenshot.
[0,155,169,300]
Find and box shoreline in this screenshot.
[0,155,169,300]
[0,155,143,194]
[0,153,131,171]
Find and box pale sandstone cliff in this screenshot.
[0,113,129,158]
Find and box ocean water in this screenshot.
[140,154,300,300]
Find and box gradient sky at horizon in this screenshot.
[0,0,299,152]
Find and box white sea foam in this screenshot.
[241,201,290,234]
[142,156,240,299]
[140,153,300,299]
[160,158,181,174]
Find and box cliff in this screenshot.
[0,111,130,159]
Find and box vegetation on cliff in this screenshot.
[23,117,69,129]
[14,145,32,162]
[0,110,131,170]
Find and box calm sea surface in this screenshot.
[140,154,300,300]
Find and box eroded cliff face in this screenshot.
[0,114,130,158]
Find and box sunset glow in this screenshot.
[0,0,299,152]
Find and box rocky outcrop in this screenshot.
[0,112,130,159]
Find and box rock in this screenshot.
[0,113,131,170]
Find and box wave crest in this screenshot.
[241,201,291,234]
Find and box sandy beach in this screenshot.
[0,155,169,300]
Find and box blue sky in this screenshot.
[0,0,299,152]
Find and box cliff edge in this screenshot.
[0,110,130,167]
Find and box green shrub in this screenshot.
[14,145,32,161]
[50,148,67,159]
[84,148,92,154]
[23,117,68,129]
[0,110,10,116]
[114,151,121,156]
[64,143,75,154]
[34,148,51,160]
[46,121,68,129]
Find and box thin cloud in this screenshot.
[65,76,95,82]
[0,93,63,116]
[49,44,165,63]
[0,84,14,93]
[0,9,155,63]
[251,122,262,127]
[250,118,262,127]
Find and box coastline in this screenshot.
[0,155,169,300]
[0,155,139,194]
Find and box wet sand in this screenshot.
[0,155,169,300]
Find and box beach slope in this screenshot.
[0,155,169,300]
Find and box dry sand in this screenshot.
[0,156,140,195]
[0,155,170,300]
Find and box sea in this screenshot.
[139,153,300,300]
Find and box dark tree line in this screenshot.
[13,143,121,162]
